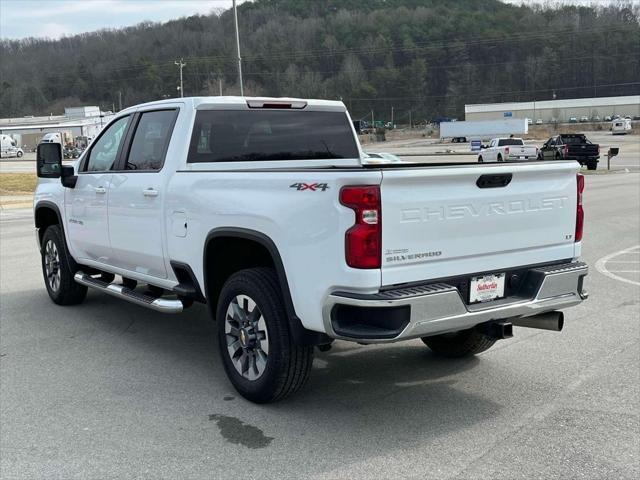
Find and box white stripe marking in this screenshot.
[595,245,640,287]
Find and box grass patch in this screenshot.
[0,173,37,194]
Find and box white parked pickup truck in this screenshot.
[478,137,538,162]
[34,97,588,403]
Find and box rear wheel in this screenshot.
[478,156,483,163]
[40,225,87,305]
[421,328,496,358]
[497,154,503,162]
[16,150,23,158]
[216,268,314,403]
[586,159,598,171]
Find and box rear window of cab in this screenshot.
[187,110,359,163]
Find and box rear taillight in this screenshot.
[575,173,584,242]
[597,145,600,155]
[340,185,381,269]
[505,147,510,155]
[563,144,569,157]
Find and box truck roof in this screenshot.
[120,96,347,114]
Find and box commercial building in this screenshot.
[0,106,114,151]
[465,95,640,123]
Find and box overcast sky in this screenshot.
[0,0,630,40]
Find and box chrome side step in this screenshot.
[74,272,183,313]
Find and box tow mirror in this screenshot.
[36,142,62,178]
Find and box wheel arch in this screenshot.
[203,227,331,346]
[34,201,63,249]
[34,201,81,273]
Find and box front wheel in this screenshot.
[478,156,483,163]
[216,268,314,403]
[497,154,503,162]
[586,160,598,171]
[41,225,87,305]
[421,328,496,358]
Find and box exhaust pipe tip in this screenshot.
[512,311,564,332]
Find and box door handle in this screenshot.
[143,188,159,197]
[94,186,106,194]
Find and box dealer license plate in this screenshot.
[469,273,506,303]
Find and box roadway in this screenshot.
[1,173,639,479]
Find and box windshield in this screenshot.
[497,139,524,146]
[561,135,588,145]
[188,110,359,162]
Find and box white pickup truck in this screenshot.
[478,137,539,162]
[34,97,588,403]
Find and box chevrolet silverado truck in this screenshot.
[34,97,588,403]
[477,138,538,163]
[539,134,600,170]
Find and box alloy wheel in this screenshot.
[44,239,61,292]
[224,294,270,381]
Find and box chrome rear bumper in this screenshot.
[323,261,588,343]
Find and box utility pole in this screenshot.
[233,0,244,96]
[175,58,186,97]
[118,90,122,111]
[409,110,412,129]
[391,106,394,127]
[219,78,223,96]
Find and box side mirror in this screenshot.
[61,165,77,188]
[36,142,62,178]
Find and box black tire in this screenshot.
[216,268,314,403]
[16,150,23,158]
[497,154,503,162]
[421,328,496,358]
[586,160,597,171]
[41,225,87,305]
[478,156,483,163]
[554,153,561,160]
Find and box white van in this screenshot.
[611,118,632,135]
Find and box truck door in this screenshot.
[65,115,131,264]
[108,108,179,279]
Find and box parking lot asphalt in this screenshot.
[1,173,639,479]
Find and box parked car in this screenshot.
[535,119,543,125]
[539,134,599,170]
[33,96,589,403]
[604,115,612,122]
[477,137,538,162]
[569,117,578,123]
[527,118,533,125]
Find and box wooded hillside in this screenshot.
[1,0,638,123]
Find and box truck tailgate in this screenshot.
[380,162,579,286]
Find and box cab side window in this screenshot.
[125,110,177,171]
[85,116,130,172]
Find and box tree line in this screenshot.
[1,0,638,124]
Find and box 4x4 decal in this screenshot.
[289,182,329,192]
